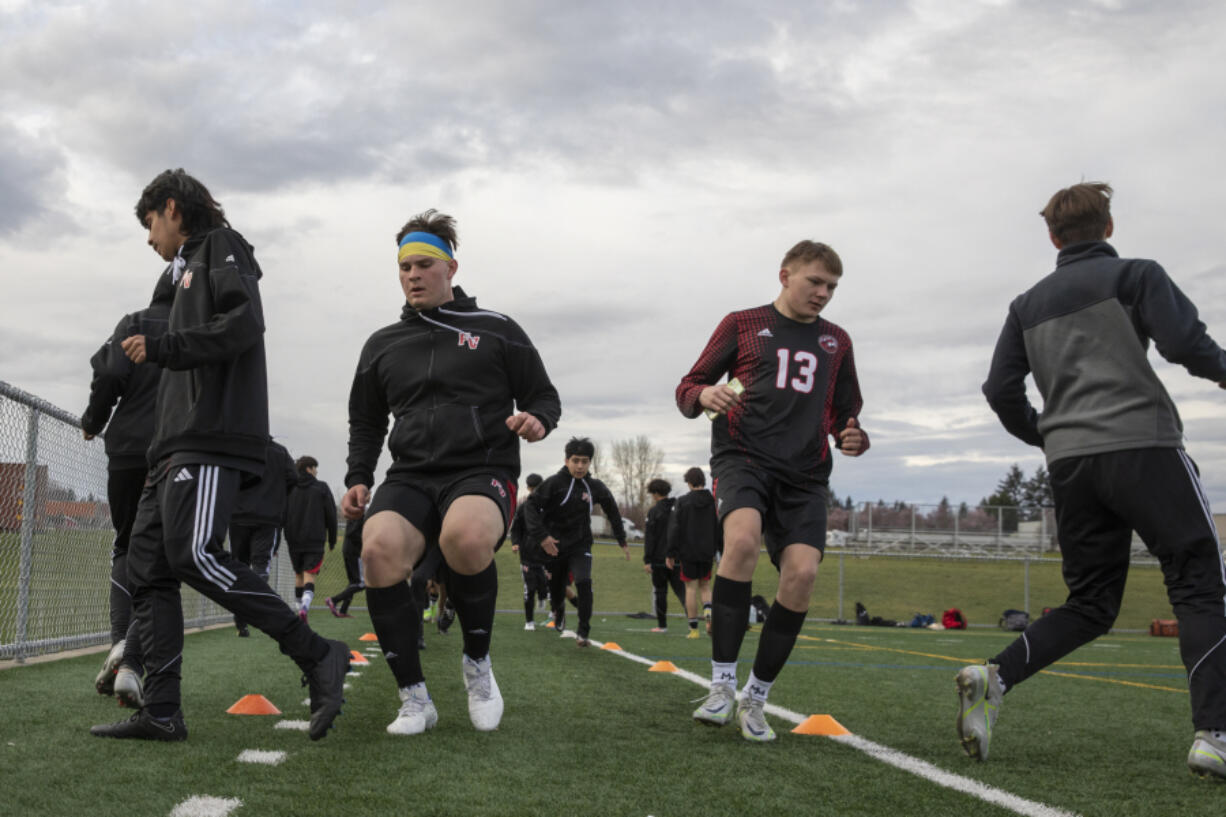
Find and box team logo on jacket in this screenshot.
[181,271,193,289]
[458,331,480,350]
[490,478,506,498]
[818,334,838,354]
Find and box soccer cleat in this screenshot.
[236,625,250,637]
[90,708,187,742]
[304,639,350,740]
[650,626,668,633]
[686,629,701,640]
[956,663,1003,761]
[95,639,126,696]
[114,666,144,709]
[437,602,456,634]
[524,621,536,631]
[325,597,342,618]
[575,636,591,648]
[693,683,737,726]
[387,685,439,736]
[462,656,504,731]
[1188,730,1226,780]
[297,608,308,624]
[736,694,777,742]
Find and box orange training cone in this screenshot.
[227,694,282,715]
[359,633,379,642]
[792,714,850,736]
[649,660,679,673]
[349,650,370,665]
[600,642,622,651]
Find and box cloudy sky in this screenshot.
[3,0,1226,510]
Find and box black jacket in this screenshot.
[144,228,269,474]
[643,497,675,565]
[508,497,544,563]
[81,271,174,470]
[345,287,561,488]
[285,472,338,551]
[525,466,626,553]
[668,489,721,563]
[232,441,296,526]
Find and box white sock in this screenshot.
[302,589,314,610]
[743,670,773,703]
[712,661,737,688]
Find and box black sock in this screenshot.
[295,586,304,602]
[751,601,807,683]
[448,562,497,660]
[366,582,424,688]
[575,579,594,638]
[711,576,751,664]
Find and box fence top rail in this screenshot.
[0,380,85,428]
[827,547,1160,566]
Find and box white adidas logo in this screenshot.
[225,254,235,262]
[173,467,194,483]
[757,328,774,337]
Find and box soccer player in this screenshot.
[285,455,338,620]
[343,209,560,736]
[969,182,1226,777]
[524,436,630,647]
[642,478,683,633]
[90,169,349,743]
[667,467,722,638]
[228,439,296,636]
[677,239,867,742]
[81,268,173,704]
[509,473,551,630]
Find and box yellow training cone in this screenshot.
[226,694,282,715]
[792,715,850,736]
[359,633,379,642]
[648,660,679,673]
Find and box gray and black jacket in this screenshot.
[81,270,174,470]
[285,472,338,552]
[983,240,1226,463]
[524,466,626,555]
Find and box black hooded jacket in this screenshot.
[285,471,338,551]
[81,270,174,470]
[643,496,675,565]
[668,488,721,563]
[232,440,296,526]
[144,227,269,475]
[345,286,561,488]
[524,466,626,554]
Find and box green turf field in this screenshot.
[0,541,1214,816]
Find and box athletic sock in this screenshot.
[688,618,699,630]
[712,660,738,688]
[366,582,424,687]
[294,586,304,609]
[703,602,712,619]
[743,669,774,703]
[302,582,315,611]
[751,601,807,684]
[448,562,497,661]
[710,575,752,664]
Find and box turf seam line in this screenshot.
[590,637,1080,817]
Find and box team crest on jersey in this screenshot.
[490,478,506,498]
[181,271,193,289]
[458,331,480,350]
[818,334,838,354]
[581,492,590,502]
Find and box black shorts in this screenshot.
[712,459,827,567]
[290,550,324,574]
[368,469,515,549]
[680,560,713,582]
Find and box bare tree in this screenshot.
[610,435,664,513]
[589,440,605,481]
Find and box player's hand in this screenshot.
[698,384,740,416]
[837,417,865,456]
[642,563,651,574]
[120,334,147,364]
[506,412,545,442]
[665,557,674,570]
[620,543,630,561]
[342,484,370,519]
[83,430,95,441]
[511,544,520,553]
[542,535,559,557]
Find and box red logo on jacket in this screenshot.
[458,331,480,350]
[181,271,193,289]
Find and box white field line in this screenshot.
[591,639,1079,817]
[168,795,242,817]
[237,749,287,766]
[273,720,310,731]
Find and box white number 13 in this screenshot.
[775,348,817,393]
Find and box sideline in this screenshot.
[591,636,1080,817]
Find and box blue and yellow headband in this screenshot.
[398,231,454,263]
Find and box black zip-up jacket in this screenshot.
[345,286,561,488]
[643,497,674,565]
[285,472,337,551]
[508,497,544,563]
[144,228,269,474]
[983,240,1226,463]
[667,489,721,563]
[524,466,626,553]
[81,271,174,470]
[232,440,296,526]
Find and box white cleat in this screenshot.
[387,685,438,736]
[462,655,504,731]
[524,621,536,631]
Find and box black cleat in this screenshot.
[437,601,456,635]
[237,625,250,638]
[90,709,187,742]
[304,639,350,740]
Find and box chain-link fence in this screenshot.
[0,380,297,663]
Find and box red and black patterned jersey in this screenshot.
[676,304,867,486]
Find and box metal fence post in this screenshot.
[837,553,845,621]
[910,504,916,550]
[15,405,39,663]
[867,503,873,547]
[953,510,960,548]
[1023,556,1030,613]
